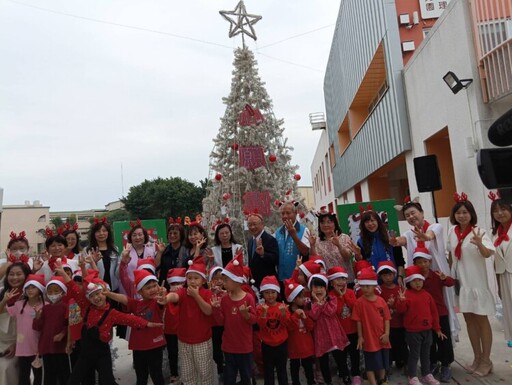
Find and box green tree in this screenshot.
[122,177,205,220]
[106,209,131,223]
[50,216,64,229]
[66,214,77,225]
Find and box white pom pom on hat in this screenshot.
[87,282,95,290]
[188,260,193,266]
[233,260,239,266]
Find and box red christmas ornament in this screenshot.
[214,173,222,181]
[294,174,301,181]
[299,212,305,219]
[268,154,277,163]
[231,143,239,151]
[222,193,231,201]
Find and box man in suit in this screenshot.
[247,212,279,288]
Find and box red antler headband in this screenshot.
[275,190,299,208]
[168,217,182,225]
[358,204,373,214]
[64,223,79,231]
[93,217,108,225]
[488,191,501,201]
[129,218,142,228]
[9,231,27,241]
[45,227,55,238]
[212,217,231,231]
[453,192,469,203]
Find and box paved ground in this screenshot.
[113,314,511,385]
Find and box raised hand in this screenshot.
[295,308,306,319]
[121,244,132,264]
[284,219,296,235]
[239,301,251,318]
[204,248,214,260]
[155,239,166,253]
[187,285,199,298]
[259,303,268,317]
[210,295,221,308]
[347,240,362,259]
[412,227,430,242]
[397,286,406,301]
[470,228,483,246]
[295,255,303,268]
[32,256,43,273]
[90,247,102,263]
[330,231,341,247]
[279,301,287,317]
[387,295,396,307]
[4,288,19,302]
[434,271,447,281]
[255,238,264,256]
[306,232,317,247]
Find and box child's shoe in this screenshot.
[408,377,423,385]
[439,366,451,383]
[351,376,362,385]
[420,374,440,385]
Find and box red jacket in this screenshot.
[257,303,290,346]
[422,270,455,317]
[380,285,404,328]
[395,289,440,333]
[330,288,357,335]
[287,309,314,359]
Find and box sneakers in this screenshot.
[421,374,440,385]
[408,377,423,385]
[439,366,451,383]
[352,376,362,385]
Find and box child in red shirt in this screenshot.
[377,261,408,372]
[257,275,290,385]
[105,269,166,385]
[211,255,257,385]
[284,278,315,385]
[395,265,446,385]
[209,266,226,381]
[164,268,186,385]
[328,267,361,385]
[351,267,391,385]
[160,257,214,385]
[306,273,349,385]
[413,247,455,381]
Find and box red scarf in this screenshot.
[421,220,431,234]
[494,221,512,247]
[454,225,473,260]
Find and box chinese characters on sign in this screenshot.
[239,146,266,170]
[243,191,271,217]
[419,0,450,19]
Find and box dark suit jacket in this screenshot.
[248,231,279,288]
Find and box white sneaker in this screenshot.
[420,374,440,385]
[408,377,423,385]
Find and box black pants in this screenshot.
[406,330,432,378]
[18,355,42,385]
[212,326,225,374]
[68,339,117,385]
[319,349,344,384]
[290,356,314,385]
[133,347,165,385]
[165,334,179,377]
[262,341,288,385]
[390,327,408,368]
[42,354,70,385]
[224,353,253,385]
[430,315,454,367]
[340,333,361,377]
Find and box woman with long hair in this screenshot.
[211,223,244,267]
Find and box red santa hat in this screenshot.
[284,278,304,302]
[412,245,432,261]
[357,267,378,286]
[307,273,328,289]
[208,266,224,282]
[167,268,187,284]
[137,258,156,274]
[134,269,158,291]
[222,253,245,284]
[405,265,425,284]
[84,274,107,298]
[327,266,348,281]
[313,256,326,271]
[298,260,322,278]
[23,274,46,293]
[376,261,397,275]
[243,266,255,285]
[260,275,280,293]
[187,256,207,279]
[46,276,68,294]
[354,260,372,277]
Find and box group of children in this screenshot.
[1,229,457,385]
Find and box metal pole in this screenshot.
[431,191,439,223]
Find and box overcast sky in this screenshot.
[0,0,339,211]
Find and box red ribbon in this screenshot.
[454,225,473,260]
[494,221,512,247]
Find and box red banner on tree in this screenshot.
[239,146,266,170]
[238,104,264,127]
[243,191,271,217]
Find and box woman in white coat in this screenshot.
[211,222,244,267]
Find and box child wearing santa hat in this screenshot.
[211,253,257,385]
[32,275,70,385]
[412,246,455,382]
[1,274,45,385]
[351,267,391,385]
[53,259,162,385]
[353,260,382,298]
[164,268,187,385]
[159,256,214,385]
[328,267,361,385]
[377,261,408,373]
[209,265,226,382]
[257,275,290,385]
[104,268,166,385]
[306,273,349,385]
[395,265,446,385]
[284,278,315,385]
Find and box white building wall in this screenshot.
[310,129,335,209]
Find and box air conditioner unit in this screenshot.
[402,41,416,52]
[399,13,410,25]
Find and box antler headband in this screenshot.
[129,218,142,228]
[359,204,374,214]
[9,231,27,241]
[488,190,501,201]
[275,190,299,208]
[453,192,469,203]
[93,217,109,225]
[394,196,420,212]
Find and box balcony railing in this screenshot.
[470,0,512,102]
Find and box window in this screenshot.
[478,19,512,55]
[37,215,46,222]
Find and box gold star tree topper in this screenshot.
[219,1,262,46]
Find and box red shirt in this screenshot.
[33,301,68,355]
[126,298,166,351]
[67,299,83,342]
[65,280,149,343]
[164,302,179,335]
[422,270,455,316]
[213,292,257,353]
[380,285,404,328]
[287,310,314,359]
[330,288,357,335]
[176,287,213,344]
[256,303,290,346]
[395,289,440,333]
[351,296,391,353]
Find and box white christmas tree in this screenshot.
[202,1,303,241]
